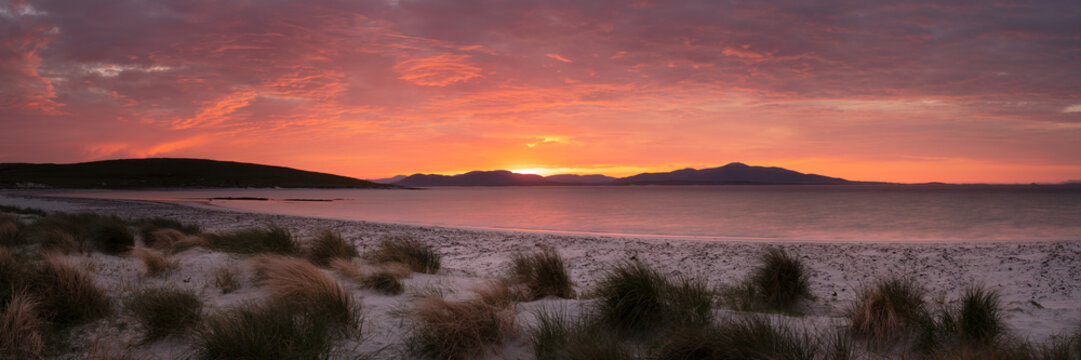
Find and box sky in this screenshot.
[1,0,1080,183]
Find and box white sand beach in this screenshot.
[1,190,1079,359]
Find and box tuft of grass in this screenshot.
[917,285,1009,356]
[134,217,200,241]
[36,229,81,254]
[211,266,240,294]
[361,271,404,295]
[21,212,134,255]
[250,255,359,328]
[0,214,20,246]
[650,316,818,360]
[127,287,202,341]
[28,254,110,327]
[83,214,135,255]
[408,285,517,360]
[206,225,298,255]
[530,306,632,360]
[953,286,1006,346]
[595,261,666,332]
[0,291,46,359]
[131,247,176,277]
[594,261,714,333]
[511,248,574,300]
[145,228,210,253]
[0,205,48,217]
[330,258,366,282]
[305,229,358,267]
[733,247,811,312]
[367,235,441,274]
[191,301,336,360]
[849,277,929,347]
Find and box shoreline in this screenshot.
[2,190,1080,358]
[24,189,1081,245]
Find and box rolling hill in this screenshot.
[0,158,394,189]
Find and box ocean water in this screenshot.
[64,185,1081,242]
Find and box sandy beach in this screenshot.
[1,190,1079,359]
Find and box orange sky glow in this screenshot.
[2,0,1080,183]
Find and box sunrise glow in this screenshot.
[1,1,1079,183]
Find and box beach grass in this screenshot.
[133,217,201,240]
[848,277,929,347]
[250,255,359,329]
[131,247,176,277]
[191,301,336,360]
[0,291,46,359]
[511,248,574,300]
[408,284,517,360]
[211,266,240,294]
[594,261,713,333]
[0,214,20,247]
[651,316,818,360]
[126,286,202,341]
[367,235,441,274]
[360,271,404,295]
[728,247,811,312]
[206,225,298,255]
[305,229,358,267]
[27,254,110,327]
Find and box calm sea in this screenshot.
[64,185,1081,242]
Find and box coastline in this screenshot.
[1,190,1079,358]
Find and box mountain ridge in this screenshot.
[0,158,393,189]
[391,162,858,187]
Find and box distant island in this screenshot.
[379,162,858,187]
[0,158,393,189]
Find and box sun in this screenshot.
[509,167,557,176]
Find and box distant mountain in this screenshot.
[613,162,852,185]
[394,170,552,187]
[544,174,617,185]
[0,158,394,189]
[391,163,854,187]
[369,175,407,184]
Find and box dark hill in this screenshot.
[394,170,552,187]
[612,162,852,185]
[0,158,394,189]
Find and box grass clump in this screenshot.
[849,277,929,347]
[191,301,336,360]
[0,291,46,359]
[305,229,358,267]
[367,235,440,274]
[145,228,209,254]
[594,261,714,333]
[0,205,48,217]
[918,285,1008,356]
[131,247,176,277]
[250,255,359,328]
[361,271,404,295]
[20,212,134,255]
[731,247,811,312]
[0,214,20,246]
[206,225,298,255]
[511,248,574,300]
[211,266,240,294]
[134,217,200,241]
[330,258,366,282]
[127,287,202,341]
[530,306,632,360]
[649,316,818,360]
[409,283,517,360]
[26,255,110,327]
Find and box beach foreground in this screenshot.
[1,191,1079,359]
